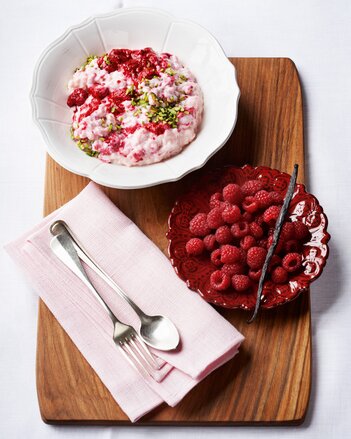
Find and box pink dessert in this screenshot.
[67,48,203,166]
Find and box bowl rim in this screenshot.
[167,164,331,310]
[30,7,241,189]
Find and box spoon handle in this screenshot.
[50,220,145,319]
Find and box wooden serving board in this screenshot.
[38,58,311,425]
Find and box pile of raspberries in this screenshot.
[185,180,310,292]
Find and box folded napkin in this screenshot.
[5,182,244,422]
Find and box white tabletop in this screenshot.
[1,0,350,437]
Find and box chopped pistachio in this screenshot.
[86,55,97,65]
[126,84,135,95]
[108,124,113,132]
[149,92,158,101]
[86,149,99,157]
[103,54,111,65]
[165,67,175,76]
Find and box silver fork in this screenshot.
[50,232,161,380]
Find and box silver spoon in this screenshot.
[50,220,180,351]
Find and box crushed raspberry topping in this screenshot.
[67,48,203,165]
[99,48,169,82]
[67,88,89,107]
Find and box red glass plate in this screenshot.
[167,165,330,310]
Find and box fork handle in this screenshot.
[51,233,118,325]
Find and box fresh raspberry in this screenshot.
[267,235,284,253]
[232,274,252,292]
[240,235,256,251]
[189,213,211,237]
[238,248,247,264]
[256,214,265,226]
[185,238,204,256]
[254,190,272,209]
[67,88,89,107]
[249,222,264,238]
[215,225,233,244]
[209,192,223,209]
[89,85,110,99]
[210,270,231,291]
[242,196,260,213]
[218,201,229,212]
[247,246,267,270]
[280,222,295,241]
[220,245,241,264]
[203,234,217,252]
[210,248,222,266]
[221,263,245,276]
[242,211,253,222]
[282,253,302,272]
[268,254,282,272]
[222,184,243,204]
[263,205,281,225]
[257,238,268,248]
[293,221,310,240]
[241,179,264,196]
[231,221,250,238]
[271,266,288,283]
[248,269,263,283]
[284,239,301,253]
[207,207,225,229]
[222,204,241,224]
[270,191,283,205]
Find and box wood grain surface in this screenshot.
[37,58,311,425]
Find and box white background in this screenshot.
[1,0,350,437]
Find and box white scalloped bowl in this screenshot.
[30,8,240,189]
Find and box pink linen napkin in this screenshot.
[5,182,244,422]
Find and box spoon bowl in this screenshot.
[139,315,180,351]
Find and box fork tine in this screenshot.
[131,333,160,370]
[119,342,152,379]
[127,338,159,377]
